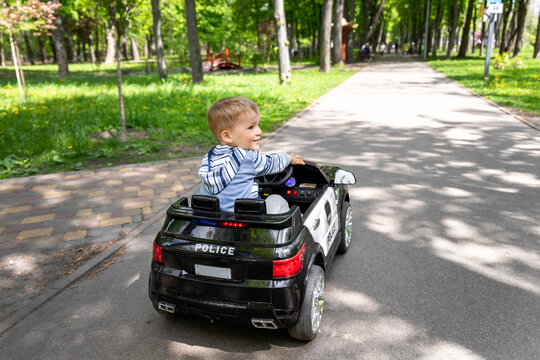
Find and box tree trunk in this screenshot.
[131,37,140,61]
[431,1,441,57]
[534,11,540,58]
[499,1,513,54]
[287,15,294,60]
[273,0,291,84]
[445,0,458,59]
[94,17,100,63]
[8,30,27,102]
[375,17,384,52]
[38,35,48,63]
[363,0,370,43]
[332,0,344,65]
[512,0,529,57]
[66,28,78,62]
[1,31,5,67]
[22,33,35,65]
[471,5,476,54]
[151,0,167,79]
[320,0,333,72]
[89,33,97,65]
[345,0,356,63]
[506,9,518,53]
[52,0,69,78]
[115,30,127,142]
[365,0,385,44]
[122,34,129,60]
[48,36,57,63]
[457,0,474,57]
[480,18,485,56]
[105,26,116,64]
[185,0,203,83]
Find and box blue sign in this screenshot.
[487,0,502,4]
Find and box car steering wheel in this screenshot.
[258,166,294,187]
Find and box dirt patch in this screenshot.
[0,240,118,323]
[83,245,128,280]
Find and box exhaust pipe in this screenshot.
[251,318,278,329]
[158,302,176,314]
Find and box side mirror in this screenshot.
[334,169,356,185]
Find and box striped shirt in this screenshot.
[199,145,290,211]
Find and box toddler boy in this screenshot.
[199,97,304,213]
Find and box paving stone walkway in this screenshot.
[0,158,201,254]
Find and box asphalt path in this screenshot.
[1,59,539,359]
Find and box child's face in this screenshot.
[221,110,262,151]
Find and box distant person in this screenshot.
[387,42,392,54]
[403,43,409,55]
[361,42,371,61]
[394,42,399,54]
[380,43,386,56]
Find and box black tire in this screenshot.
[337,202,352,254]
[288,265,325,341]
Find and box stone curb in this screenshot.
[0,183,200,336]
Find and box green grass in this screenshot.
[0,63,355,178]
[427,48,540,115]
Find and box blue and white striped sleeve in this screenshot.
[252,151,291,176]
[199,147,247,194]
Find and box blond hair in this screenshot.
[206,97,259,140]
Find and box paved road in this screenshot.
[1,58,539,359]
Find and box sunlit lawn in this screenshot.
[427,48,540,115]
[0,63,355,178]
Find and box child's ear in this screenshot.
[220,129,232,144]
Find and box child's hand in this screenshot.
[289,153,305,165]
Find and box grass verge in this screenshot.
[0,65,356,178]
[427,48,539,116]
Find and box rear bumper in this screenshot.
[148,263,304,328]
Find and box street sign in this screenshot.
[486,3,503,14]
[487,0,502,4]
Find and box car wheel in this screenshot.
[288,265,325,341]
[337,202,352,254]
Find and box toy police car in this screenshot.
[148,162,355,340]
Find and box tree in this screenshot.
[97,0,141,141]
[364,0,385,44]
[320,0,333,73]
[534,9,540,58]
[151,0,167,80]
[499,0,513,55]
[0,0,61,101]
[458,0,475,57]
[184,0,202,83]
[345,0,356,64]
[431,0,442,57]
[512,0,529,57]
[274,0,290,84]
[445,0,458,59]
[332,0,344,65]
[51,0,68,77]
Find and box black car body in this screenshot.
[148,162,355,340]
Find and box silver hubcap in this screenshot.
[311,273,325,333]
[345,207,352,247]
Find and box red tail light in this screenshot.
[273,244,305,278]
[153,242,163,263]
[220,221,247,228]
